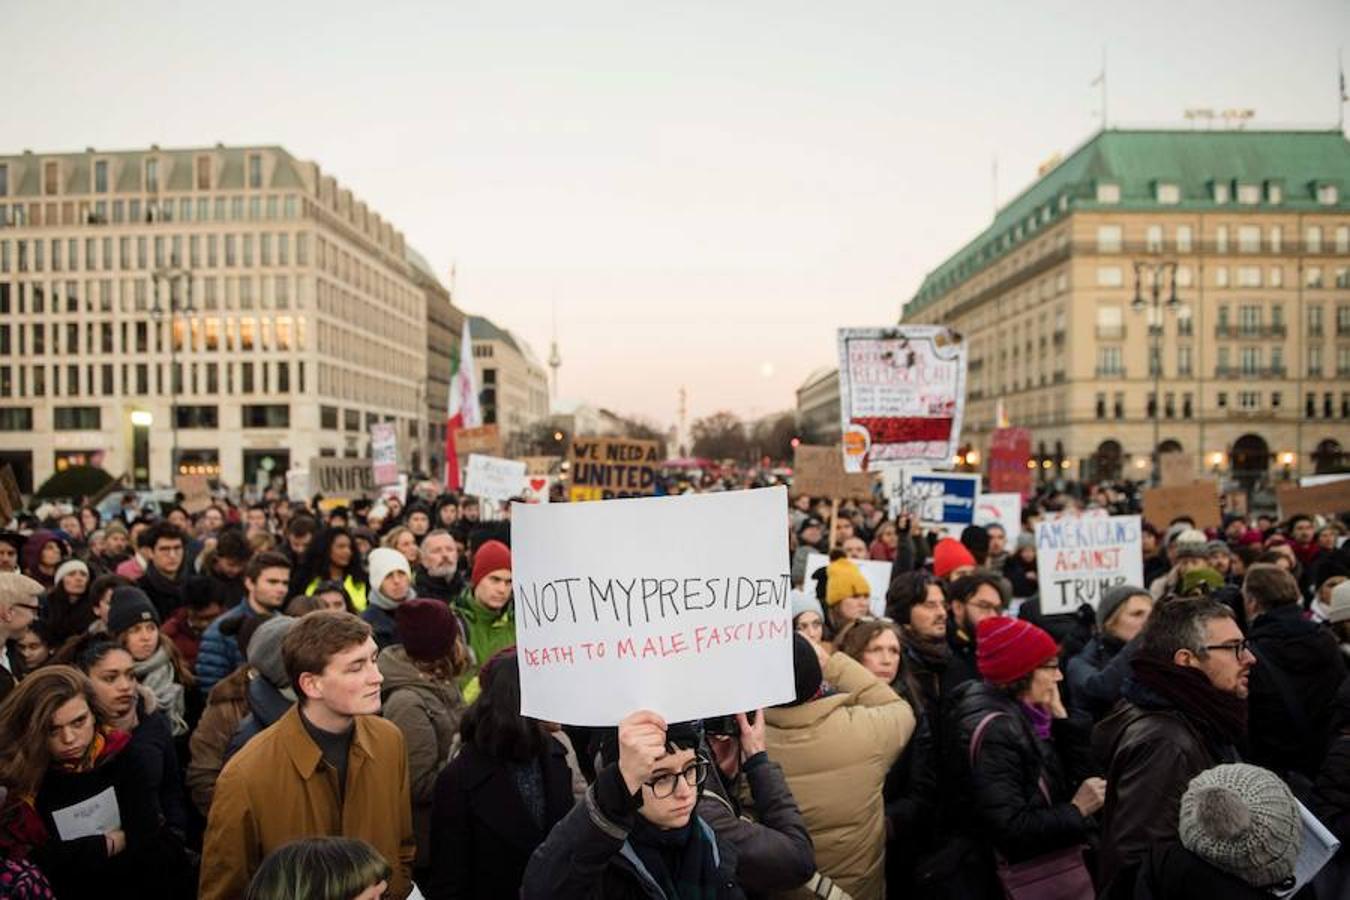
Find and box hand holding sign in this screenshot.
[619,709,670,795]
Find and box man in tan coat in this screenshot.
[765,634,916,900]
[200,611,416,900]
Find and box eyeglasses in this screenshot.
[645,758,710,799]
[966,600,1003,614]
[1037,659,1061,670]
[1201,640,1251,660]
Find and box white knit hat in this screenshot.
[1329,580,1350,625]
[367,546,411,595]
[53,559,89,588]
[1179,763,1300,888]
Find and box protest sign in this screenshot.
[1223,490,1248,517]
[974,492,1023,545]
[1159,452,1196,487]
[882,469,979,527]
[464,454,528,503]
[285,468,311,502]
[568,437,662,502]
[0,464,22,522]
[1277,480,1350,519]
[791,445,876,501]
[370,422,399,486]
[379,475,408,506]
[1035,514,1144,615]
[520,475,551,504]
[309,457,376,499]
[174,474,212,515]
[512,487,794,726]
[454,424,503,458]
[837,326,967,469]
[988,428,1032,497]
[51,786,121,841]
[520,455,561,476]
[1142,482,1221,531]
[804,552,890,618]
[1301,473,1350,488]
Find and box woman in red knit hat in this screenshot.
[927,615,1106,898]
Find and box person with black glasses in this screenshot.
[1095,597,1255,898]
[0,571,43,703]
[523,712,744,899]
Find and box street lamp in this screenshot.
[150,267,196,482]
[1130,260,1181,487]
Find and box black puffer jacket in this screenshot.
[884,689,939,893]
[1247,603,1346,778]
[1310,678,1350,846]
[941,681,1095,895]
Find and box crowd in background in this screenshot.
[0,474,1347,899]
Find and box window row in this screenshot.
[0,360,303,401]
[0,315,307,357]
[0,231,310,273]
[1095,223,1350,254]
[0,276,307,316]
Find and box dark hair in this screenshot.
[307,579,356,614]
[52,633,131,673]
[246,550,292,584]
[458,651,549,763]
[144,521,186,549]
[282,611,373,700]
[1287,514,1313,530]
[960,525,991,564]
[1242,563,1300,611]
[248,503,269,514]
[1254,550,1289,566]
[835,618,921,700]
[295,527,366,591]
[286,516,318,539]
[886,571,946,624]
[245,837,391,900]
[215,528,253,563]
[21,619,53,649]
[89,573,132,605]
[949,573,1009,606]
[1136,596,1234,663]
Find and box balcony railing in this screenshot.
[1214,366,1288,378]
[1095,326,1126,340]
[1094,366,1126,377]
[1215,324,1287,339]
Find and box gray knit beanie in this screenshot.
[1174,528,1211,562]
[1097,584,1148,630]
[247,615,298,701]
[1179,763,1301,888]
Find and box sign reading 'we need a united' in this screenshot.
[511,487,794,726]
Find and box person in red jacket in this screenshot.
[161,575,228,672]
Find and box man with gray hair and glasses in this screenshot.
[1092,596,1255,897]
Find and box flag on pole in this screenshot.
[445,320,482,489]
[995,398,1011,429]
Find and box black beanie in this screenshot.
[784,633,824,707]
[108,586,160,636]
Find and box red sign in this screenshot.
[988,428,1032,498]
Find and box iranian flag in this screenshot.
[445,319,482,489]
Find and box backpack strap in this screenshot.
[969,710,1054,805]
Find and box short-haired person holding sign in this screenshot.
[522,711,743,898]
[199,611,415,900]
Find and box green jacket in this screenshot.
[454,589,516,678]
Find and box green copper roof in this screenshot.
[905,128,1350,317]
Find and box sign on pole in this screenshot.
[512,487,794,726]
[370,422,399,486]
[882,469,979,528]
[310,458,377,500]
[454,425,504,459]
[791,445,877,501]
[1159,452,1197,488]
[1035,514,1144,615]
[837,326,967,470]
[567,437,662,502]
[974,492,1023,545]
[464,454,528,503]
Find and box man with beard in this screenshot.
[415,529,464,602]
[886,571,976,727]
[945,573,1007,670]
[136,521,189,620]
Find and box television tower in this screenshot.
[548,300,562,400]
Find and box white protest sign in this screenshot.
[520,474,551,504]
[285,468,310,501]
[370,422,399,486]
[1035,514,1144,615]
[464,454,527,503]
[804,552,890,618]
[51,786,121,841]
[974,492,1022,545]
[379,474,408,506]
[512,486,794,726]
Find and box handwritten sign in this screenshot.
[51,786,121,841]
[791,445,877,501]
[285,468,311,502]
[1277,480,1350,520]
[512,487,794,726]
[974,492,1023,545]
[568,437,662,502]
[309,458,376,500]
[804,552,890,618]
[455,425,503,458]
[370,422,399,486]
[174,474,212,515]
[988,428,1032,497]
[464,454,528,503]
[520,475,552,504]
[1035,514,1144,615]
[1142,482,1221,531]
[883,469,979,527]
[837,326,967,469]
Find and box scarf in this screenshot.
[53,726,131,775]
[628,815,720,900]
[134,645,189,737]
[368,585,415,613]
[1128,656,1248,750]
[141,561,184,597]
[1020,701,1053,740]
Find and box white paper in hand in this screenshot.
[51,786,121,841]
[1276,800,1341,898]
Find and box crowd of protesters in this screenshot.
[0,472,1346,899]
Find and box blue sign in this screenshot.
[906,472,980,526]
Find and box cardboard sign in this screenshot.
[0,464,21,523]
[1142,482,1221,531]
[520,455,562,476]
[883,469,979,527]
[1159,452,1197,487]
[568,437,662,502]
[465,454,528,503]
[974,492,1023,545]
[1277,480,1350,519]
[804,552,890,618]
[310,458,377,499]
[791,445,877,501]
[837,326,967,469]
[520,475,552,504]
[370,422,399,486]
[512,486,794,726]
[1223,491,1248,517]
[1035,515,1144,615]
[454,425,504,459]
[988,428,1032,498]
[174,474,212,515]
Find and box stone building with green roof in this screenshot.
[901,128,1350,485]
